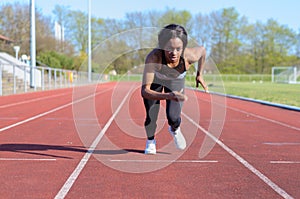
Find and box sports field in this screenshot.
[213,82,300,108]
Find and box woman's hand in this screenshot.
[169,91,188,101]
[196,74,209,93]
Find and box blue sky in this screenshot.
[3,0,300,31]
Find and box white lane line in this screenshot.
[263,142,300,146]
[182,112,294,199]
[0,87,112,133]
[196,94,300,132]
[0,117,19,120]
[230,106,300,132]
[44,117,99,121]
[0,104,72,132]
[54,85,134,199]
[109,159,218,163]
[270,161,300,164]
[0,158,56,161]
[0,92,70,109]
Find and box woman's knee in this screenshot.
[167,116,181,129]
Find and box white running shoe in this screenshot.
[168,126,186,150]
[144,139,156,155]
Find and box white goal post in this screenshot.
[272,66,299,84]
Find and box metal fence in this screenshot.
[0,63,105,96]
[109,73,272,83]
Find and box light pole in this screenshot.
[13,46,20,60]
[88,0,92,82]
[30,0,36,88]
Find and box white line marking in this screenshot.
[197,95,300,132]
[0,92,70,109]
[270,161,300,164]
[263,142,300,146]
[0,158,56,161]
[0,87,112,133]
[109,159,218,163]
[227,105,300,132]
[45,117,99,121]
[0,117,19,120]
[0,105,71,132]
[54,85,134,199]
[182,112,294,199]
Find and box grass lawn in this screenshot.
[207,82,300,108]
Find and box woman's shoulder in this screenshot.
[184,46,206,63]
[146,48,162,63]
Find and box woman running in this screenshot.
[141,24,208,154]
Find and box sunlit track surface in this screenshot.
[0,82,299,199]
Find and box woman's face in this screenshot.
[163,37,184,65]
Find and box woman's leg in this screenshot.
[143,83,163,139]
[165,80,186,150]
[165,79,184,130]
[166,96,182,130]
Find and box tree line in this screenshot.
[0,2,299,74]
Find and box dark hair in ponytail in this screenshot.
[158,24,188,50]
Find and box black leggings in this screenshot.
[143,77,184,139]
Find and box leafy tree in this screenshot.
[296,30,300,58]
[191,13,213,49]
[209,7,246,73]
[37,51,74,70]
[65,10,88,53]
[52,5,70,53]
[0,2,30,55]
[158,8,192,32]
[243,20,298,73]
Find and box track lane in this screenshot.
[193,90,300,197]
[0,89,73,128]
[0,82,299,198]
[0,83,114,198]
[60,87,279,198]
[59,84,298,198]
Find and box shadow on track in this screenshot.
[0,144,170,158]
[0,143,88,159]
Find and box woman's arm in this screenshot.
[185,46,209,92]
[141,50,187,101]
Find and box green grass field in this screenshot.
[184,74,300,108]
[204,81,300,108]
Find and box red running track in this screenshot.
[0,81,299,199]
